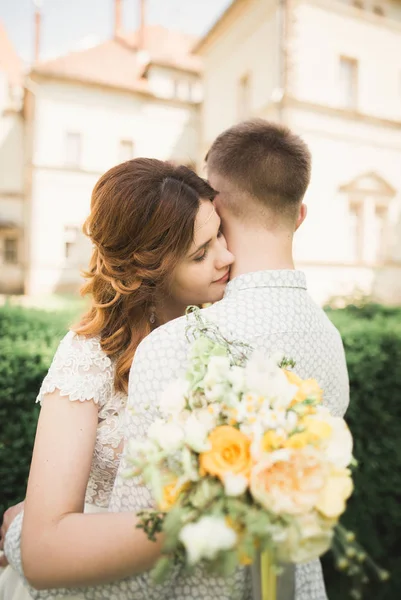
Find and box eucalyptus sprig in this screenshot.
[185,305,252,366]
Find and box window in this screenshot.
[339,57,358,109]
[119,140,134,163]
[342,172,395,265]
[64,225,79,261]
[348,199,389,264]
[4,237,18,264]
[64,132,82,167]
[372,204,388,262]
[349,201,364,262]
[175,80,191,102]
[238,73,251,120]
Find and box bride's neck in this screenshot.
[154,302,185,327]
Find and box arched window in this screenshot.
[340,172,396,264]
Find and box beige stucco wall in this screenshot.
[197,0,401,304]
[199,0,281,158]
[0,69,25,294]
[25,79,200,295]
[291,0,401,122]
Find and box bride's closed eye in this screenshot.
[193,229,223,263]
[194,247,209,262]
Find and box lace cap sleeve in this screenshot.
[36,331,114,407]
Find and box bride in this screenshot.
[0,157,234,599]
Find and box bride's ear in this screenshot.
[295,203,307,231]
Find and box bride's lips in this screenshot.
[213,271,230,284]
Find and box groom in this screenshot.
[108,118,350,599]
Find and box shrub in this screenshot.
[322,311,401,600]
[0,306,75,516]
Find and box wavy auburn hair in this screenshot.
[74,158,216,393]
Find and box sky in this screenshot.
[0,0,233,64]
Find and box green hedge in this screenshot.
[322,307,401,600]
[0,303,400,599]
[0,305,74,516]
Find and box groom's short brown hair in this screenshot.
[205,119,311,220]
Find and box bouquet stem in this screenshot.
[261,551,276,600]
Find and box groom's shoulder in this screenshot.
[135,303,225,362]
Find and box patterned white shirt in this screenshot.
[5,270,349,600]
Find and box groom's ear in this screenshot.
[295,203,307,231]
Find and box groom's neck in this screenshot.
[227,228,295,280]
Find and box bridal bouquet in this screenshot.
[125,309,387,598]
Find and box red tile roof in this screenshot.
[121,25,202,73]
[32,25,201,93]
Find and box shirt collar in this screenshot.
[224,270,307,298]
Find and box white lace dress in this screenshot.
[0,331,127,600]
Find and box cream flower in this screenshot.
[250,448,326,515]
[277,511,334,563]
[183,413,211,453]
[223,472,249,496]
[316,467,353,518]
[159,378,188,418]
[147,419,184,453]
[179,516,237,565]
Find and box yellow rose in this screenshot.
[262,430,286,452]
[316,467,353,518]
[250,448,326,515]
[200,426,253,481]
[159,480,188,512]
[285,371,323,405]
[286,416,332,449]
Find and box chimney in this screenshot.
[33,0,43,62]
[114,0,123,38]
[138,0,146,49]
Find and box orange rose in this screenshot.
[200,426,253,481]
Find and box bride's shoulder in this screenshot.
[55,330,113,370]
[36,331,116,406]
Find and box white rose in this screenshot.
[179,515,237,565]
[245,351,272,396]
[268,370,298,409]
[228,366,246,394]
[159,379,188,417]
[204,382,228,403]
[183,414,211,453]
[147,419,184,453]
[195,406,218,431]
[224,472,248,496]
[204,356,231,387]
